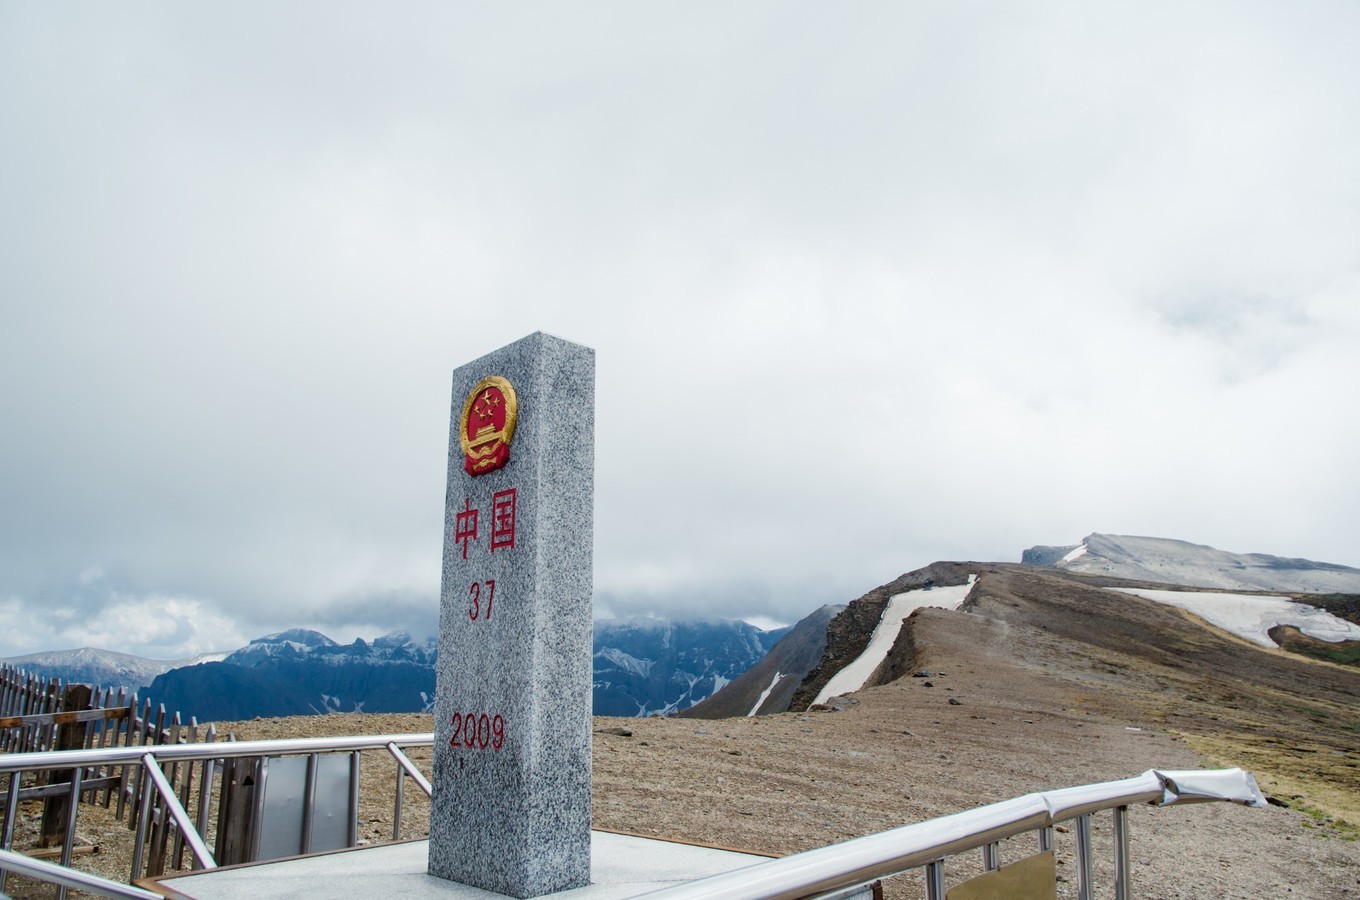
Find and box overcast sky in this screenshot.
[3,3,1358,660]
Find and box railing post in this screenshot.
[348,752,361,848]
[925,859,945,900]
[981,841,1000,871]
[393,758,405,842]
[194,758,217,866]
[1,770,22,894]
[1114,805,1131,900]
[1075,813,1094,900]
[300,754,318,855]
[55,766,83,900]
[130,762,155,882]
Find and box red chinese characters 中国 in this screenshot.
[454,490,521,558]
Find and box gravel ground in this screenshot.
[6,681,1357,898]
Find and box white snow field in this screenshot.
[812,576,976,706]
[1113,588,1360,648]
[1060,544,1089,563]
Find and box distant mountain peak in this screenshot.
[1022,533,1360,594]
[250,628,338,648]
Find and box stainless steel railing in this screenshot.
[2,733,1264,900]
[0,732,434,898]
[636,768,1266,900]
[0,847,163,900]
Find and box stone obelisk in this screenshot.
[428,332,594,897]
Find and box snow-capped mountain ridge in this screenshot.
[591,618,786,716]
[1023,533,1360,594]
[0,646,232,695]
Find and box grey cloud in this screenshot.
[3,3,1359,658]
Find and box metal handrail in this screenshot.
[0,732,437,896]
[2,737,1263,900]
[636,768,1265,900]
[0,847,162,899]
[0,732,435,773]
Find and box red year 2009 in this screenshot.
[450,712,505,751]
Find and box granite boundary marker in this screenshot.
[428,333,594,897]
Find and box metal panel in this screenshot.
[256,753,357,861]
[946,851,1057,900]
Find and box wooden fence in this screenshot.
[0,662,219,872]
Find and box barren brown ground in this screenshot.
[6,568,1360,898]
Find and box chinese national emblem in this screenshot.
[459,376,518,476]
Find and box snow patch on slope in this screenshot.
[748,672,783,717]
[1060,544,1088,563]
[594,647,653,678]
[813,576,976,706]
[1114,588,1360,648]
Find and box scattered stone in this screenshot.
[923,681,934,688]
[596,726,633,737]
[694,727,710,735]
[913,670,933,678]
[948,698,963,706]
[727,749,743,756]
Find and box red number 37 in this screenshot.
[468,579,496,621]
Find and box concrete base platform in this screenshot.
[147,831,774,899]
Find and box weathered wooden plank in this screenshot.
[12,776,123,802]
[0,707,132,729]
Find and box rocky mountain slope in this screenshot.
[681,603,843,718]
[592,617,788,716]
[696,556,1360,847]
[1023,532,1360,593]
